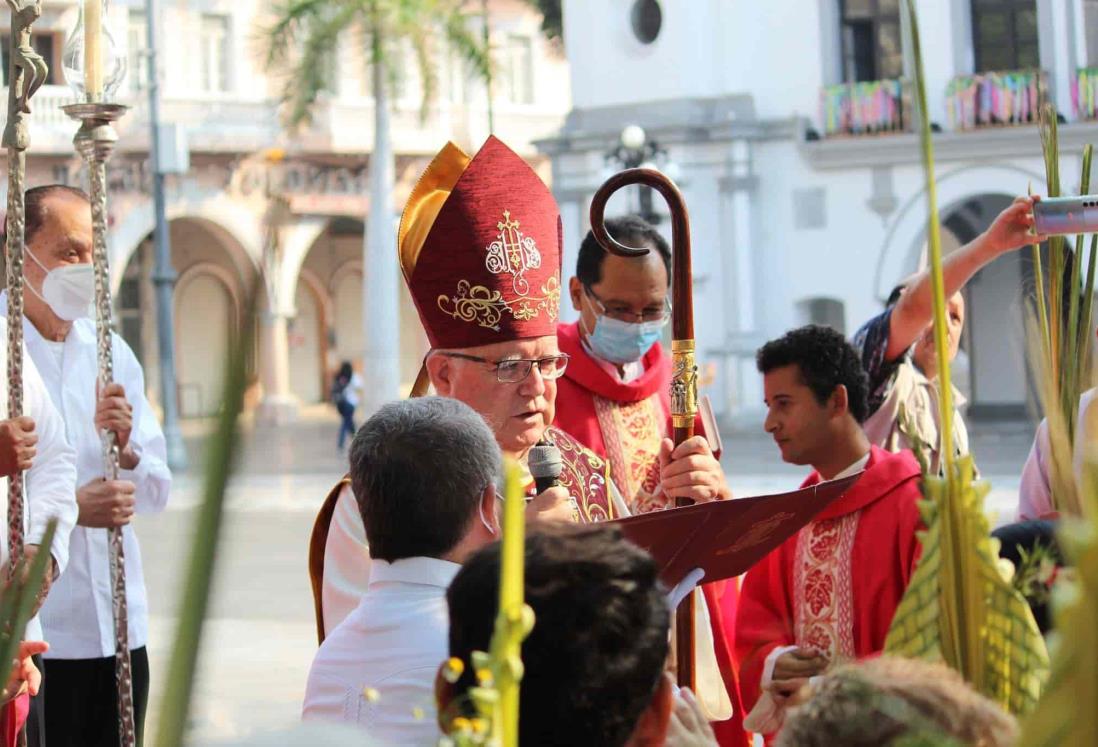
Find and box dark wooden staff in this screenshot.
[590,168,698,690]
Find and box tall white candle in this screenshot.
[84,0,102,99]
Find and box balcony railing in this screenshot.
[1074,67,1098,121]
[0,85,77,138]
[946,70,1046,131]
[820,78,910,137]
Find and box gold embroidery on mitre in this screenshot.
[436,209,559,331]
[437,276,560,331]
[486,210,542,295]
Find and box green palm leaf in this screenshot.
[263,0,490,129]
[884,1,1050,715]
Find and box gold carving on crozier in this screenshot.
[670,348,698,426]
[716,511,796,556]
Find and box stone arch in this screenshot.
[116,210,262,418]
[109,189,265,295]
[173,263,240,416]
[288,266,331,404]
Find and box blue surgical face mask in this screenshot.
[582,304,665,364]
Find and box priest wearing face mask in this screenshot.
[0,185,172,746]
[553,215,747,747]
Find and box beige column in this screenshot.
[257,309,299,424]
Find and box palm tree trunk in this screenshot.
[362,32,401,415]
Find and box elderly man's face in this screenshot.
[25,192,94,286]
[912,292,965,377]
[429,335,559,455]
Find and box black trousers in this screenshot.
[43,647,149,747]
[26,654,45,747]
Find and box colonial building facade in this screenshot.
[541,0,1098,424]
[3,0,568,418]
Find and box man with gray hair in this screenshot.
[302,396,503,744]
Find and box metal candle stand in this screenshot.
[62,101,137,747]
[3,0,48,582]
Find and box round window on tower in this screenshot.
[630,0,662,45]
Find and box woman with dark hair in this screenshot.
[331,362,362,451]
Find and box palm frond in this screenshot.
[884,0,1050,715]
[262,0,342,69]
[286,5,362,128]
[262,0,489,129]
[442,8,491,85]
[153,286,258,747]
[1025,105,1097,517]
[1017,466,1098,745]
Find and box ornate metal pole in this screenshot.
[61,101,136,747]
[4,0,46,582]
[4,6,46,745]
[7,9,47,747]
[590,168,697,689]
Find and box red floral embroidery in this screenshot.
[803,569,835,616]
[801,623,834,655]
[793,512,860,660]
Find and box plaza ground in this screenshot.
[135,405,1037,742]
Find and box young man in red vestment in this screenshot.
[553,216,746,746]
[736,325,924,739]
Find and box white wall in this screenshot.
[563,0,1067,129]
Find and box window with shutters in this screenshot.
[971,0,1039,72]
[839,0,902,83]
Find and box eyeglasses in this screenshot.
[584,286,671,324]
[440,352,571,384]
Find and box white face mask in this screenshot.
[26,250,96,321]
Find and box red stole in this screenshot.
[734,446,924,718]
[540,425,618,522]
[554,321,747,747]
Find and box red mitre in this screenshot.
[398,136,562,349]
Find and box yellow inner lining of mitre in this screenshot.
[398,141,471,279]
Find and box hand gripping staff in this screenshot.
[589,169,699,690]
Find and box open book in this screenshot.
[610,474,862,586]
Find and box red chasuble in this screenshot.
[734,446,923,718]
[554,321,747,747]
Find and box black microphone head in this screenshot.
[528,441,563,481]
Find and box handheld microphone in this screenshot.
[528,440,564,495]
[1034,196,1098,236]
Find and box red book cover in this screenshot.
[610,474,861,587]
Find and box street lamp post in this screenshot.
[603,124,676,224]
[145,0,187,470]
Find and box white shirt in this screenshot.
[303,556,457,745]
[0,317,79,642]
[1,296,172,659]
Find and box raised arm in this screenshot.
[885,195,1044,362]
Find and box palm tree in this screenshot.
[264,0,488,414]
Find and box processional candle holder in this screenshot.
[60,2,136,744]
[4,0,49,583]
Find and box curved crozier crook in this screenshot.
[590,167,699,691]
[588,167,694,340]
